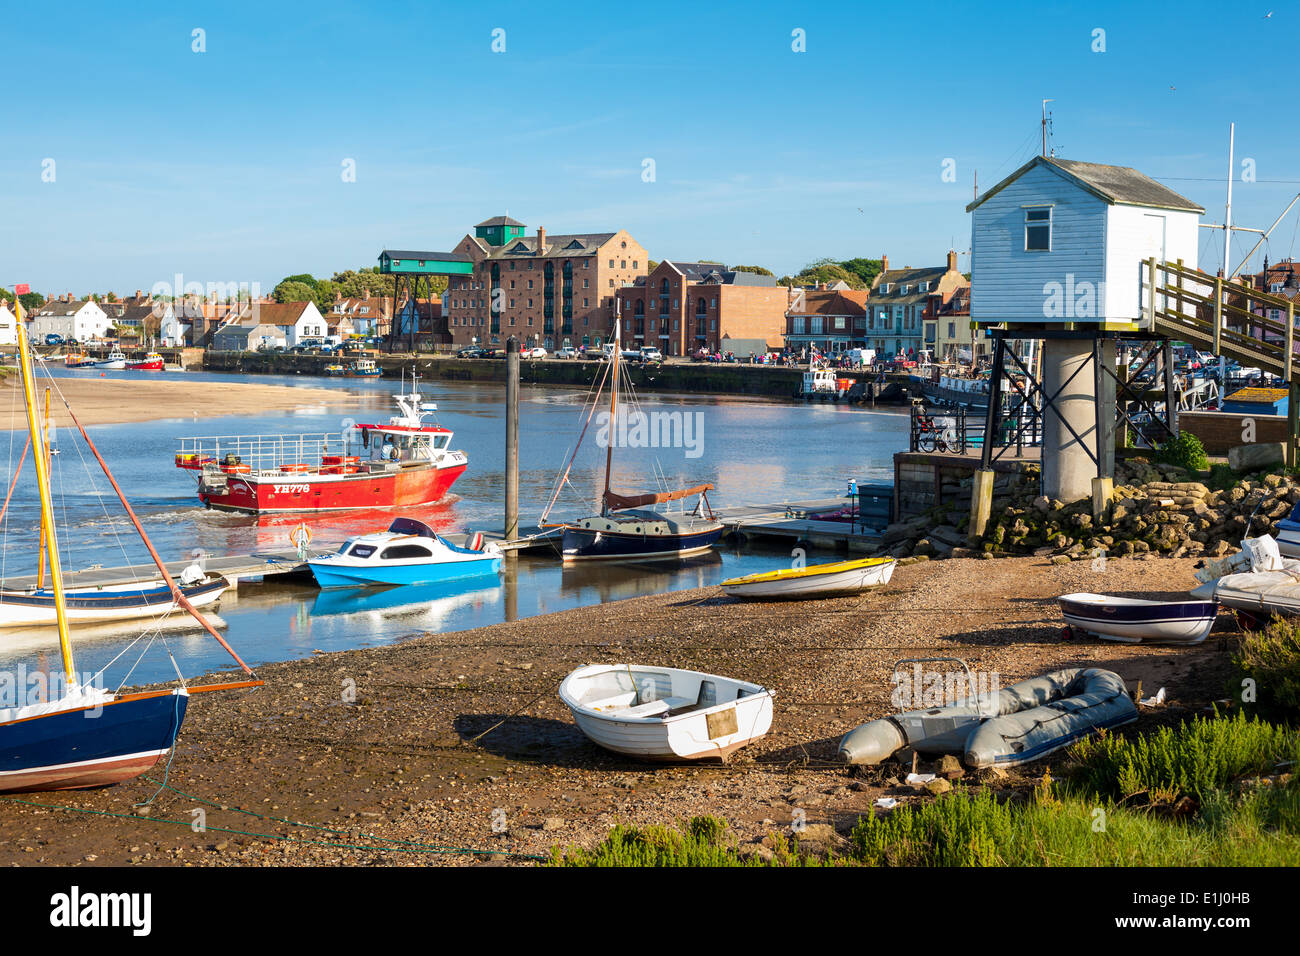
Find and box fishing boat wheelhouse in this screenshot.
[176,374,467,514]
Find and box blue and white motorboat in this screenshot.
[307,517,503,588]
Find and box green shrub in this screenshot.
[1233,616,1300,720]
[550,816,805,867]
[1069,711,1300,803]
[1155,431,1209,472]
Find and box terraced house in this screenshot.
[784,287,870,353]
[444,216,648,349]
[616,262,789,357]
[866,252,969,359]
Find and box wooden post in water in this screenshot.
[505,336,520,542]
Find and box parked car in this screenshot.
[44,334,64,346]
[457,347,487,359]
[555,346,577,359]
[525,346,547,359]
[580,345,605,360]
[639,346,662,362]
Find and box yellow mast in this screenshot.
[36,386,50,589]
[17,326,75,681]
[602,316,620,514]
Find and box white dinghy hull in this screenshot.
[559,664,775,761]
[1058,592,1218,644]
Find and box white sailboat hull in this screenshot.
[559,664,775,761]
[0,578,228,627]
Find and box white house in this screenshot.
[29,297,113,341]
[0,303,16,345]
[967,156,1203,327]
[158,304,190,347]
[252,301,326,346]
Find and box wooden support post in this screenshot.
[1290,378,1300,470]
[1147,256,1158,328]
[968,468,996,541]
[1287,300,1294,384]
[1091,476,1114,523]
[504,336,520,541]
[1163,339,1178,438]
[1213,276,1223,356]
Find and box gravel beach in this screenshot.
[0,555,1233,866]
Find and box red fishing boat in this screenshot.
[175,375,468,514]
[127,351,164,370]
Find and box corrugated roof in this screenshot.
[967,155,1205,214]
[379,249,472,263]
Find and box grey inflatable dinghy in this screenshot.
[840,665,1137,768]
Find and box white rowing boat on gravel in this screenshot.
[1057,592,1219,644]
[559,664,775,761]
[720,556,895,600]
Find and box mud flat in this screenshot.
[1,374,356,428]
[0,555,1231,866]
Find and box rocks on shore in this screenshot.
[879,457,1298,563]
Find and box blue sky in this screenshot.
[3,0,1298,296]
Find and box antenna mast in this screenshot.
[1041,99,1054,157]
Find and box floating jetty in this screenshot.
[0,529,560,595]
[714,496,887,553]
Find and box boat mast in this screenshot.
[17,325,75,682]
[602,308,621,515]
[36,386,51,589]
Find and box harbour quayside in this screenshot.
[174,371,467,514]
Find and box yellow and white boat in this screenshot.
[720,556,896,600]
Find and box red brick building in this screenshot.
[444,216,648,348]
[614,261,789,357]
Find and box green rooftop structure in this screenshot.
[378,249,474,351]
[474,216,526,249]
[378,249,473,277]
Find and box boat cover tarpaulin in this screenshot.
[604,483,713,512]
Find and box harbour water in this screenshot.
[0,368,907,686]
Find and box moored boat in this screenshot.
[1058,592,1218,644]
[0,314,259,794]
[544,322,724,563]
[721,556,895,599]
[126,351,164,370]
[175,371,468,514]
[839,666,1137,768]
[95,348,127,370]
[559,663,776,761]
[307,517,502,588]
[0,575,228,628]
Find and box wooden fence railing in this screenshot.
[1144,257,1297,382]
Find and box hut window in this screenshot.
[1025,206,1052,251]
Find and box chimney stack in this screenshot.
[947,249,958,273]
[881,255,889,274]
[537,226,547,255]
[135,289,143,300]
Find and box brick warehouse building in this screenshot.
[615,261,789,357]
[444,216,648,349]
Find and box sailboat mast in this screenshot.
[17,326,75,681]
[603,313,620,513]
[37,386,52,589]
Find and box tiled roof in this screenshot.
[34,300,97,316]
[788,290,869,316]
[872,267,951,304]
[475,215,526,228]
[488,233,617,259]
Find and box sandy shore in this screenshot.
[0,555,1235,867]
[0,374,357,428]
